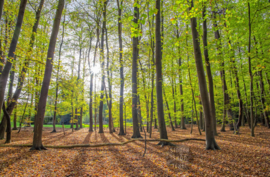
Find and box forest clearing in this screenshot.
[0,0,270,176]
[1,126,269,176]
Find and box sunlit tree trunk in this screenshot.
[0,0,27,139]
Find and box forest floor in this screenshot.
[0,125,269,177]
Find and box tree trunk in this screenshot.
[248,3,255,137]
[105,28,113,133]
[52,6,65,133]
[131,3,142,138]
[0,0,44,138]
[89,27,100,132]
[190,1,219,150]
[31,0,64,150]
[98,0,107,134]
[117,0,125,135]
[155,0,168,145]
[2,104,10,143]
[12,105,17,130]
[0,0,27,124]
[147,2,155,137]
[202,5,217,135]
[213,11,234,131]
[254,37,270,128]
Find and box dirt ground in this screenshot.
[0,125,269,176]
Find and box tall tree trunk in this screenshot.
[31,0,64,150]
[175,26,185,130]
[202,5,217,135]
[75,36,82,131]
[131,2,142,138]
[105,28,113,133]
[155,0,168,145]
[52,7,65,133]
[0,0,27,126]
[0,0,40,139]
[98,0,107,134]
[89,27,100,132]
[147,2,155,137]
[248,3,255,137]
[254,37,270,128]
[190,0,219,150]
[117,0,125,135]
[213,11,233,131]
[139,61,150,133]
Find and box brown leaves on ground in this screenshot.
[0,125,269,176]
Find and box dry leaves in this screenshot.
[0,125,269,176]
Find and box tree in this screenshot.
[52,5,66,133]
[202,4,217,135]
[31,0,65,150]
[117,0,125,136]
[131,1,142,139]
[190,0,219,150]
[155,0,168,145]
[98,0,107,134]
[0,0,27,124]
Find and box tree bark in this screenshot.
[0,0,27,123]
[131,2,142,138]
[155,0,168,145]
[105,28,113,133]
[190,1,219,150]
[117,0,125,135]
[98,0,107,134]
[213,11,233,131]
[202,5,217,135]
[248,3,255,137]
[12,105,17,130]
[31,0,65,150]
[52,6,65,133]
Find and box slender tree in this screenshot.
[117,0,125,135]
[0,0,27,123]
[190,0,219,150]
[31,0,65,150]
[202,4,217,135]
[131,1,142,138]
[52,5,65,133]
[155,0,168,145]
[98,0,107,134]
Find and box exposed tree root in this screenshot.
[30,145,47,151]
[0,138,205,149]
